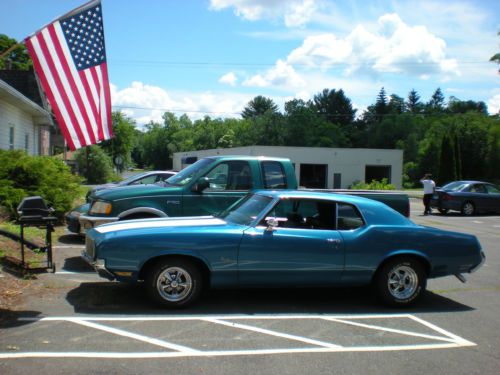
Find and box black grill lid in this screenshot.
[17,196,51,217]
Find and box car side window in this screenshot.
[261,198,336,230]
[205,161,253,191]
[485,185,500,194]
[205,163,229,191]
[471,184,487,193]
[262,161,286,189]
[337,203,364,230]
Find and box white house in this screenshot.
[174,146,403,189]
[0,76,54,155]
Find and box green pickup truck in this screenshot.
[70,155,409,234]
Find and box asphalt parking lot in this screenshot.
[1,198,499,374]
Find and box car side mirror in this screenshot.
[265,217,279,232]
[192,177,210,193]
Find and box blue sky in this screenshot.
[2,0,499,126]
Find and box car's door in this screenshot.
[485,184,500,212]
[183,161,252,216]
[468,183,489,211]
[237,198,345,286]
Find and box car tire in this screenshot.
[375,257,427,307]
[438,208,449,214]
[145,258,202,308]
[461,201,475,216]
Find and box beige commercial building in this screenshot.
[174,146,403,189]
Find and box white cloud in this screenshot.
[287,13,460,79]
[209,0,317,28]
[243,59,306,88]
[111,82,253,125]
[488,94,500,115]
[219,72,238,86]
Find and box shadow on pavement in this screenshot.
[62,256,94,272]
[58,234,85,245]
[66,282,474,316]
[0,309,43,328]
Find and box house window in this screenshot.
[9,127,14,150]
[25,133,30,152]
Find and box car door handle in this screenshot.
[327,238,341,245]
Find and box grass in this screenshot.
[0,220,66,268]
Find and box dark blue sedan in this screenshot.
[82,191,485,308]
[430,180,500,215]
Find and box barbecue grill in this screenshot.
[16,196,57,272]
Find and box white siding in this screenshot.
[0,98,39,154]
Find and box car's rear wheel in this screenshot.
[438,208,449,214]
[375,257,426,307]
[145,258,202,308]
[461,201,475,216]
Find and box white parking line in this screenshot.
[203,318,342,348]
[71,319,200,353]
[0,314,475,359]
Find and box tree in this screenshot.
[406,89,423,114]
[312,88,356,128]
[241,96,279,119]
[100,112,137,172]
[0,34,32,70]
[427,88,445,113]
[437,134,456,185]
[447,97,488,114]
[374,87,389,117]
[388,94,405,114]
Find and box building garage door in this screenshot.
[365,165,391,183]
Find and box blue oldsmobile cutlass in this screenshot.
[82,190,485,308]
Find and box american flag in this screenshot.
[25,0,112,150]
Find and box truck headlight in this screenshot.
[89,201,112,215]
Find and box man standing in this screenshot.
[420,174,435,215]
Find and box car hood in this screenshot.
[92,184,182,200]
[92,183,120,191]
[93,215,228,234]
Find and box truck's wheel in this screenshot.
[375,257,426,307]
[145,258,202,308]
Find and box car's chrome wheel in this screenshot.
[146,258,202,308]
[461,202,475,216]
[387,265,418,300]
[156,266,193,302]
[375,257,426,307]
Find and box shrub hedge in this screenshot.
[0,150,83,220]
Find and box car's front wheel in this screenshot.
[375,257,426,307]
[145,258,202,308]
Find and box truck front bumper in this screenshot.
[79,214,119,234]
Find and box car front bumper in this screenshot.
[81,250,116,280]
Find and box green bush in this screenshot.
[349,178,396,190]
[74,145,117,184]
[0,150,83,220]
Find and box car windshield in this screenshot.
[166,158,213,186]
[219,194,273,226]
[442,181,469,192]
[118,171,151,185]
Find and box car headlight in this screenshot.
[89,201,112,215]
